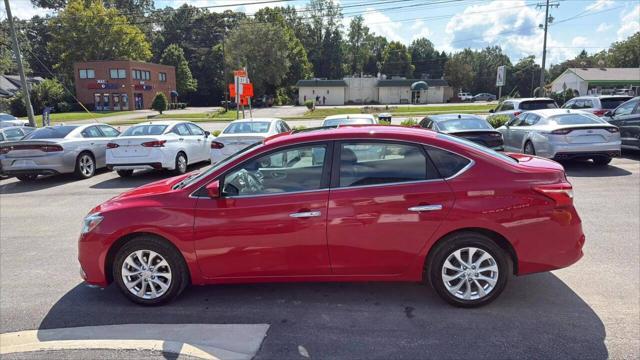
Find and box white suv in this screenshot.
[458,92,473,101]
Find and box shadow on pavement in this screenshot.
[563,160,632,177]
[90,163,210,189]
[0,169,111,195]
[38,273,607,359]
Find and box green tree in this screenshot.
[30,79,66,113]
[381,41,414,77]
[444,51,475,92]
[608,32,640,67]
[49,0,151,83]
[363,35,388,75]
[345,16,370,75]
[151,92,168,114]
[409,38,446,79]
[225,20,291,96]
[160,44,197,96]
[508,56,541,98]
[304,0,343,78]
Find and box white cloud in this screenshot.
[585,0,614,12]
[571,36,589,47]
[0,1,53,19]
[410,19,431,42]
[617,5,640,40]
[596,23,612,32]
[362,8,403,42]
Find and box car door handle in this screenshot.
[289,211,321,218]
[408,205,443,212]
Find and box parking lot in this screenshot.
[0,153,638,359]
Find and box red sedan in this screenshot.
[78,126,584,307]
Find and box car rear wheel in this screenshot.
[593,156,612,166]
[74,152,95,179]
[116,170,134,177]
[428,232,510,307]
[523,141,536,155]
[113,236,189,305]
[16,174,38,182]
[174,152,187,175]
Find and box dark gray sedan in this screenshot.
[419,114,504,150]
[0,124,120,181]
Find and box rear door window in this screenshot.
[186,123,205,136]
[173,123,192,136]
[425,146,472,178]
[519,100,557,110]
[337,142,431,187]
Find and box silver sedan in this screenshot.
[498,109,621,165]
[0,124,120,181]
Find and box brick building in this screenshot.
[73,60,176,111]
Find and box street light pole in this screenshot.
[537,0,559,96]
[213,32,228,112]
[4,0,36,127]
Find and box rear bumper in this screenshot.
[108,162,163,171]
[107,149,174,170]
[553,150,621,160]
[539,140,621,158]
[0,152,75,175]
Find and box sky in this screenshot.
[3,0,640,67]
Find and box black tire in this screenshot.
[74,152,96,179]
[16,174,38,182]
[427,232,510,308]
[113,236,189,306]
[523,141,536,155]
[593,156,612,166]
[116,170,134,177]
[174,152,188,175]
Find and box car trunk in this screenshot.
[446,130,503,148]
[216,135,264,156]
[108,136,163,158]
[548,125,618,144]
[0,140,64,158]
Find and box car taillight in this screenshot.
[0,147,9,155]
[605,127,619,133]
[592,109,607,116]
[513,111,521,117]
[106,142,119,149]
[211,141,224,149]
[534,183,574,207]
[551,129,572,135]
[141,140,166,147]
[490,133,502,137]
[41,145,63,152]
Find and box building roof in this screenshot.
[296,79,347,87]
[376,78,449,87]
[565,68,640,82]
[0,75,45,98]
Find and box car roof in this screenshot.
[229,118,282,123]
[131,120,186,126]
[428,114,483,121]
[0,126,33,132]
[323,114,375,120]
[572,95,633,99]
[522,109,589,117]
[505,97,554,103]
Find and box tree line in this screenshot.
[1,0,639,111]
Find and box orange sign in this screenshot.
[242,83,254,97]
[233,69,247,78]
[229,84,236,97]
[239,96,249,106]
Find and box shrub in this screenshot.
[56,101,72,113]
[304,99,314,110]
[30,79,65,113]
[151,92,168,114]
[9,93,27,117]
[212,130,221,137]
[0,97,11,113]
[179,102,187,109]
[292,125,307,131]
[487,114,510,128]
[400,118,418,127]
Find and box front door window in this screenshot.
[94,94,102,111]
[121,94,129,110]
[113,94,120,111]
[103,94,110,111]
[134,93,143,110]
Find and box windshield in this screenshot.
[23,126,76,139]
[438,118,493,131]
[323,118,374,127]
[0,114,17,121]
[520,101,557,110]
[550,114,605,125]
[437,133,517,163]
[122,125,168,136]
[177,142,263,189]
[600,97,632,109]
[223,122,271,134]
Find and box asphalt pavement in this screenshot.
[0,153,638,359]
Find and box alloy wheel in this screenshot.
[177,154,187,173]
[79,155,95,177]
[524,142,535,155]
[441,247,499,301]
[121,249,172,300]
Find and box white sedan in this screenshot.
[211,118,291,164]
[106,121,213,177]
[321,114,378,127]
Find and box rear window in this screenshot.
[323,117,375,127]
[437,118,492,131]
[550,114,605,125]
[23,126,76,139]
[0,114,17,121]
[436,133,517,164]
[519,100,557,110]
[600,97,632,109]
[224,122,271,134]
[122,125,168,136]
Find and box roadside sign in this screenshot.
[242,83,254,97]
[233,69,247,78]
[496,65,506,87]
[229,84,236,97]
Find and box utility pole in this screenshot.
[4,0,36,127]
[537,0,559,97]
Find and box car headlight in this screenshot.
[82,213,104,234]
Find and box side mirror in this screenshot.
[489,109,495,113]
[204,131,211,137]
[205,180,220,198]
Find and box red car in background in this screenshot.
[78,126,584,307]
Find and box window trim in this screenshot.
[330,139,435,189]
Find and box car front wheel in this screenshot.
[113,236,189,305]
[428,232,510,307]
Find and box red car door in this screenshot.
[193,143,333,278]
[327,141,455,275]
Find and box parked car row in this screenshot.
[457,92,497,102]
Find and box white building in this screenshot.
[550,68,640,96]
[296,76,453,105]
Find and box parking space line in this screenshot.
[0,324,270,360]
